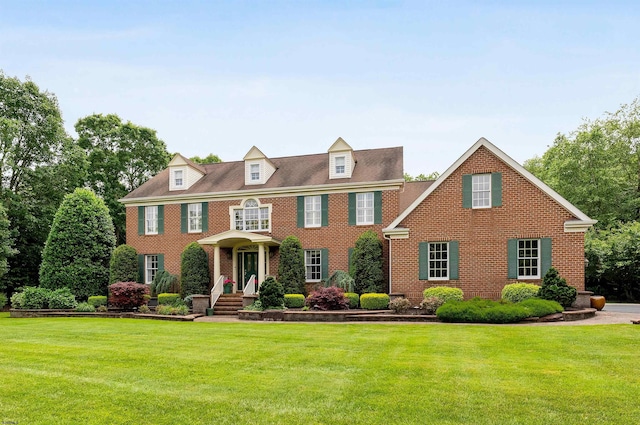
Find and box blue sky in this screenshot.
[2,1,639,175]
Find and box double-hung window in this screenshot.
[173,170,184,188]
[335,156,346,175]
[472,174,491,208]
[188,203,202,233]
[518,239,540,279]
[356,192,374,225]
[305,196,321,227]
[145,255,158,284]
[145,206,158,235]
[305,250,321,281]
[250,164,260,181]
[428,242,449,280]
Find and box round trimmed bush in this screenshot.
[419,296,445,315]
[259,276,285,309]
[75,302,96,312]
[306,287,349,310]
[21,287,51,309]
[360,293,390,310]
[88,296,107,307]
[502,283,540,303]
[423,286,463,303]
[344,292,359,309]
[284,294,305,308]
[389,297,411,313]
[109,244,138,284]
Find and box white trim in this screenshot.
[304,249,322,282]
[121,180,404,206]
[145,205,158,235]
[564,219,598,233]
[472,173,491,209]
[304,195,322,228]
[427,242,449,281]
[385,137,595,231]
[382,227,410,239]
[356,192,374,225]
[145,254,159,285]
[187,203,202,233]
[517,239,540,279]
[228,198,272,232]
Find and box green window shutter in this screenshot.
[320,249,329,280]
[157,254,165,274]
[348,247,354,274]
[157,205,164,235]
[297,196,305,228]
[419,242,429,280]
[507,239,518,279]
[138,206,144,235]
[201,202,209,232]
[374,191,382,224]
[181,204,188,233]
[541,238,552,277]
[321,194,329,227]
[462,174,472,209]
[491,172,502,207]
[449,241,459,280]
[138,254,144,283]
[348,193,356,225]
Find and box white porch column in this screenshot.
[258,243,265,284]
[213,244,221,286]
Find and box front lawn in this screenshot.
[0,313,638,424]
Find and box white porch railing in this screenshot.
[243,275,258,296]
[211,274,225,308]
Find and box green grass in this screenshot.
[0,312,639,424]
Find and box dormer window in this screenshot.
[173,169,184,188]
[250,164,260,181]
[335,156,346,175]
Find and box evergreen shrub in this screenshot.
[108,282,149,309]
[180,242,210,297]
[423,286,464,303]
[277,236,306,295]
[10,292,24,309]
[157,293,181,306]
[88,296,108,307]
[21,287,51,309]
[360,293,390,310]
[351,230,384,294]
[518,298,563,317]
[538,267,577,307]
[259,276,285,309]
[48,287,77,309]
[328,270,355,293]
[284,294,305,308]
[109,244,138,284]
[437,298,530,323]
[152,270,180,296]
[502,283,541,303]
[306,286,349,311]
[0,293,7,308]
[75,302,96,312]
[344,292,359,309]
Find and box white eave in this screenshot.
[385,137,596,233]
[382,227,410,239]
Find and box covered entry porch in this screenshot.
[197,230,281,293]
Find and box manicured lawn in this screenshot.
[0,313,638,425]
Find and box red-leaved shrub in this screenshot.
[306,286,349,311]
[109,282,150,309]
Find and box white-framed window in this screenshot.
[145,206,158,235]
[233,199,270,231]
[250,163,260,181]
[335,156,346,175]
[305,250,321,281]
[356,192,374,225]
[428,242,449,280]
[174,169,184,188]
[305,195,321,228]
[472,174,491,208]
[518,239,540,279]
[188,203,202,233]
[145,255,158,284]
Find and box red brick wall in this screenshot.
[125,189,399,289]
[391,146,586,304]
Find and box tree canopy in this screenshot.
[190,153,222,164]
[76,113,170,244]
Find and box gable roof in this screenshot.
[122,146,404,202]
[168,153,207,174]
[384,137,596,233]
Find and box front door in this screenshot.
[237,251,258,290]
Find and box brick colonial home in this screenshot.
[121,137,595,305]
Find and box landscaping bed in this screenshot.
[10,309,202,321]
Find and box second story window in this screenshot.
[356,192,374,225]
[145,206,158,235]
[472,174,491,208]
[233,199,270,231]
[188,203,202,233]
[305,195,321,227]
[335,156,346,175]
[250,164,260,181]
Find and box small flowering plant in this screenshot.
[223,279,235,288]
